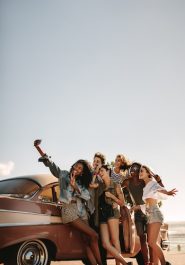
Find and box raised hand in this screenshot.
[70,172,81,194]
[70,174,76,189]
[89,183,99,189]
[34,139,42,147]
[94,164,101,174]
[167,188,178,196]
[33,139,46,157]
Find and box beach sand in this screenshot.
[0,251,184,265]
[50,251,185,265]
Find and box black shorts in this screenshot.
[134,210,147,236]
[99,207,120,224]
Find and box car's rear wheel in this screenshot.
[4,239,51,265]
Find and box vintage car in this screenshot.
[160,223,170,251]
[0,174,141,265]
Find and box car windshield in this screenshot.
[0,178,40,199]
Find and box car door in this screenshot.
[48,184,86,259]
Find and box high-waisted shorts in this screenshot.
[99,207,120,224]
[61,203,88,224]
[147,205,164,224]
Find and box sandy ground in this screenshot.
[0,251,184,265]
[50,251,185,265]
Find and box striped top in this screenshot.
[110,169,123,184]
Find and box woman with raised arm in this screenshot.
[97,164,128,265]
[33,140,102,265]
[131,165,177,265]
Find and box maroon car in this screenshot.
[0,174,140,265]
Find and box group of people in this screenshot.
[34,140,177,265]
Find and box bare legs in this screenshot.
[150,244,160,265]
[139,234,150,264]
[147,223,166,265]
[71,218,102,265]
[139,233,159,264]
[100,219,127,265]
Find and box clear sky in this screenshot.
[1,0,185,222]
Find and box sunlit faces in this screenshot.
[114,156,124,169]
[99,167,109,180]
[129,164,141,177]
[93,156,102,170]
[139,166,149,180]
[72,163,84,177]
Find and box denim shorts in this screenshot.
[147,205,164,224]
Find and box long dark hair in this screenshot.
[142,165,155,178]
[70,159,92,188]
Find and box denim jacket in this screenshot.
[42,157,90,218]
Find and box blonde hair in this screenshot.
[116,154,131,169]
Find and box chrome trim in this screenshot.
[0,210,62,227]
[0,174,58,188]
[0,207,57,215]
[17,240,49,265]
[0,195,58,204]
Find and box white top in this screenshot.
[142,180,167,201]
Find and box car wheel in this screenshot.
[4,239,51,265]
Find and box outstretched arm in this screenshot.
[34,139,46,157]
[158,188,178,196]
[33,139,61,178]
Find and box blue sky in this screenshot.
[1,0,185,221]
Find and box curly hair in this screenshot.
[70,159,92,188]
[94,152,106,165]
